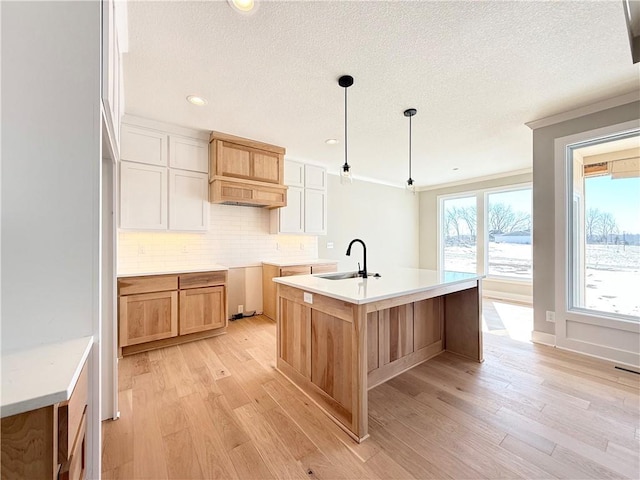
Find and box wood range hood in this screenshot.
[209,131,287,209]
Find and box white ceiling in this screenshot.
[123,0,639,188]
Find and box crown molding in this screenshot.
[326,170,406,189]
[525,91,640,130]
[417,168,532,192]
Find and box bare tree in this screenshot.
[599,212,618,244]
[586,208,602,243]
[459,206,477,238]
[488,202,531,234]
[445,207,460,240]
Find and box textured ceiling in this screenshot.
[123,0,639,188]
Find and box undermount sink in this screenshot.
[317,271,380,280]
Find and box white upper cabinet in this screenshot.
[304,188,327,234]
[119,117,210,231]
[272,161,327,235]
[278,186,304,234]
[284,160,304,187]
[120,162,168,230]
[169,170,209,231]
[304,164,326,190]
[169,135,208,173]
[120,125,167,166]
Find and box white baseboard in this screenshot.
[483,290,532,305]
[531,330,556,346]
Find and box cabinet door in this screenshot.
[304,188,327,234]
[120,161,167,230]
[169,135,208,173]
[284,160,304,187]
[217,141,251,178]
[179,286,226,335]
[169,170,209,231]
[119,291,178,346]
[279,186,304,233]
[305,164,326,190]
[120,125,167,166]
[252,150,281,183]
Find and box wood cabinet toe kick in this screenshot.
[275,280,482,442]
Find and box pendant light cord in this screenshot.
[408,114,412,180]
[344,86,348,168]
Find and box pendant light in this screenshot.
[404,108,417,193]
[338,75,354,184]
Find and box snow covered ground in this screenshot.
[444,243,639,317]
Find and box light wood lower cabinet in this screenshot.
[262,262,337,320]
[119,291,178,346]
[179,286,225,335]
[118,270,227,355]
[1,360,88,480]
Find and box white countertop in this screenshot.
[118,264,228,277]
[262,258,338,267]
[273,268,483,305]
[1,336,93,418]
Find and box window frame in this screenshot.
[553,120,639,367]
[437,182,533,283]
[564,130,640,322]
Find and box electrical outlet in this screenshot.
[327,241,334,249]
[138,246,145,254]
[182,245,188,253]
[303,292,313,304]
[300,243,305,250]
[546,311,556,323]
[238,304,244,314]
[276,242,280,250]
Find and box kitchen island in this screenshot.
[273,269,483,442]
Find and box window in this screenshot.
[568,132,640,319]
[439,185,532,280]
[441,196,477,273]
[486,189,532,279]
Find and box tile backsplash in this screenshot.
[118,204,318,273]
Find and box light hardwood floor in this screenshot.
[102,301,640,479]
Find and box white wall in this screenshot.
[1,0,101,476]
[317,175,419,272]
[418,172,533,303]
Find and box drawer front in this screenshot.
[118,275,178,295]
[59,411,86,480]
[311,263,337,274]
[58,361,88,463]
[179,271,227,289]
[280,265,311,277]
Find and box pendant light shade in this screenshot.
[404,108,417,193]
[339,75,354,184]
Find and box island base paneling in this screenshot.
[367,297,445,390]
[275,280,482,443]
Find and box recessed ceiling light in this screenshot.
[186,95,207,106]
[228,0,256,13]
[452,167,459,171]
[325,139,338,145]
